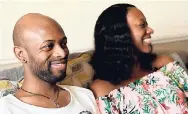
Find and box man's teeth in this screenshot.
[51,60,66,65]
[143,39,151,44]
[51,63,62,65]
[55,63,62,65]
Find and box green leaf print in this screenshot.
[158,97,166,104]
[130,110,140,114]
[102,98,111,113]
[147,76,159,85]
[142,105,151,114]
[170,92,178,103]
[132,79,143,87]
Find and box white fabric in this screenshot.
[0,85,100,114]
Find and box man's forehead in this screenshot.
[12,13,66,50]
[24,29,65,43]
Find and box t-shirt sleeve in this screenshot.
[87,90,101,114]
[79,87,101,114]
[65,86,101,114]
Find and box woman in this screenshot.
[90,3,188,114]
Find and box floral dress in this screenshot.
[97,61,188,114]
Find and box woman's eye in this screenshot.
[140,23,146,28]
[140,21,148,28]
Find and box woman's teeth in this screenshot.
[143,38,151,44]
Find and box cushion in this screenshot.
[0,80,18,97]
[60,52,94,88]
[0,66,23,81]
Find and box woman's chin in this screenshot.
[141,46,152,54]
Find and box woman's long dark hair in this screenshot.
[90,3,157,85]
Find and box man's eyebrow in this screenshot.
[42,40,55,44]
[62,37,67,41]
[39,40,54,50]
[60,37,67,43]
[41,37,67,44]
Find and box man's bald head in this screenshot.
[13,13,68,83]
[13,13,63,47]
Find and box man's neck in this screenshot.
[21,72,59,98]
[15,71,71,108]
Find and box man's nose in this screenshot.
[53,45,66,58]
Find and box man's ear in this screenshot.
[14,46,27,63]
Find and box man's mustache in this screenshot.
[48,55,68,65]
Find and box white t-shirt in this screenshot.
[0,85,100,114]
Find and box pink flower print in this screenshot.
[177,90,185,105]
[96,99,106,114]
[183,111,188,114]
[154,109,158,114]
[137,96,143,107]
[142,83,149,91]
[161,103,170,110]
[180,106,188,113]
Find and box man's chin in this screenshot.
[45,74,66,84]
[53,72,66,81]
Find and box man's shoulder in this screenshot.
[0,94,12,109]
[0,96,3,104]
[0,94,10,101]
[59,85,93,96]
[0,94,13,103]
[59,85,96,106]
[59,85,100,114]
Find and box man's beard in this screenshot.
[28,55,67,84]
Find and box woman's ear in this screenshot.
[14,46,27,63]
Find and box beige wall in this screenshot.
[0,0,188,64]
[154,40,188,53]
[153,39,188,64]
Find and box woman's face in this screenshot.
[127,7,154,53]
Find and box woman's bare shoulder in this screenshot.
[90,79,116,98]
[153,54,174,68]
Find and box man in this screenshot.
[0,13,99,114]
